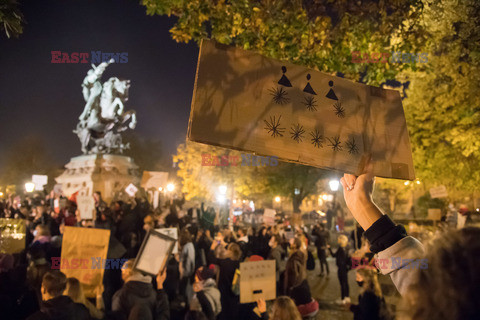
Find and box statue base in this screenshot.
[55,154,140,204]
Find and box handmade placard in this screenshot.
[61,226,110,298]
[188,40,415,180]
[76,195,95,220]
[133,229,176,277]
[240,260,276,304]
[156,227,179,254]
[263,208,276,226]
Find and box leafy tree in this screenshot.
[400,0,480,195]
[0,136,60,190]
[264,162,329,213]
[0,0,24,38]
[141,0,425,85]
[173,141,267,202]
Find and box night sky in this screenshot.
[0,0,198,167]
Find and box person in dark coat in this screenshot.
[27,271,90,320]
[112,259,170,320]
[209,237,241,320]
[329,235,351,304]
[313,223,330,277]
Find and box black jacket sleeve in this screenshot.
[364,215,407,253]
[196,291,215,320]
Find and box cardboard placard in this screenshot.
[430,185,448,199]
[240,260,276,303]
[61,227,110,298]
[188,40,415,180]
[156,228,179,254]
[76,195,95,220]
[133,229,176,276]
[263,208,276,226]
[427,208,442,221]
[141,171,169,190]
[0,219,26,254]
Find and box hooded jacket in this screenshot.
[190,278,222,320]
[26,295,90,320]
[112,278,170,320]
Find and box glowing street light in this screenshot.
[219,185,227,195]
[166,183,175,192]
[274,196,281,203]
[329,179,340,192]
[158,187,163,192]
[404,181,410,186]
[25,182,35,193]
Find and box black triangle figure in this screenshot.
[326,80,338,100]
[303,74,316,95]
[278,66,292,87]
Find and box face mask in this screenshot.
[33,230,38,237]
[356,281,364,287]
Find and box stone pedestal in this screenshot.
[56,154,140,204]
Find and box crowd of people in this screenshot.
[0,166,479,320]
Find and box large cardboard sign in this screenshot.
[188,40,415,180]
[76,195,95,220]
[240,260,276,303]
[141,171,169,190]
[61,227,110,298]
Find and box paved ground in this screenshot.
[307,257,401,320]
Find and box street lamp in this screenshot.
[219,185,227,195]
[166,183,175,192]
[25,182,35,193]
[274,196,281,203]
[158,187,163,192]
[329,179,340,192]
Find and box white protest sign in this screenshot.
[76,195,95,220]
[125,183,138,197]
[240,260,276,303]
[430,185,448,199]
[141,171,169,190]
[53,184,63,195]
[263,208,276,226]
[156,228,178,254]
[32,175,48,191]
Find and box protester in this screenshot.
[65,277,104,319]
[112,259,170,320]
[27,270,90,320]
[258,296,302,320]
[348,267,387,320]
[313,223,330,277]
[267,234,285,291]
[210,237,241,320]
[190,265,221,320]
[328,234,351,304]
[284,251,318,317]
[179,228,196,305]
